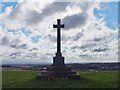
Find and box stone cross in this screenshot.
[53,19,64,55]
[53,19,65,66]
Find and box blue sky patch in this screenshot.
[21,28,32,36]
[31,36,42,43]
[1,2,17,13]
[7,29,16,34]
[94,2,118,30]
[0,2,2,13]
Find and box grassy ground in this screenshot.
[2,70,119,88]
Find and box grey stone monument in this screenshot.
[53,19,65,66]
[36,19,80,80]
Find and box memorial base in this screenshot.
[36,66,81,80]
[36,53,80,80]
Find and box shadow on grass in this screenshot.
[11,76,107,88]
[3,71,118,88]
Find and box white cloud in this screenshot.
[1,1,118,64]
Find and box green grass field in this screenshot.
[2,70,119,88]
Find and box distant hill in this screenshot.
[2,62,119,71]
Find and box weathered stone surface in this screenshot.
[36,65,81,80]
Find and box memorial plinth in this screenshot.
[36,19,81,80]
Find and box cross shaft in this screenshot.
[53,19,64,54]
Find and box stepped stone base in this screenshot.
[36,75,80,80]
[36,66,81,80]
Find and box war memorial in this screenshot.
[36,19,80,80]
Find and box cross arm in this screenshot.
[53,24,57,28]
[61,24,65,28]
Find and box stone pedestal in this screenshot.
[53,53,65,66]
[36,66,80,80]
[36,53,81,80]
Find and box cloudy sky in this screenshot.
[0,0,119,64]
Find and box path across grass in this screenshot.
[2,70,119,88]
